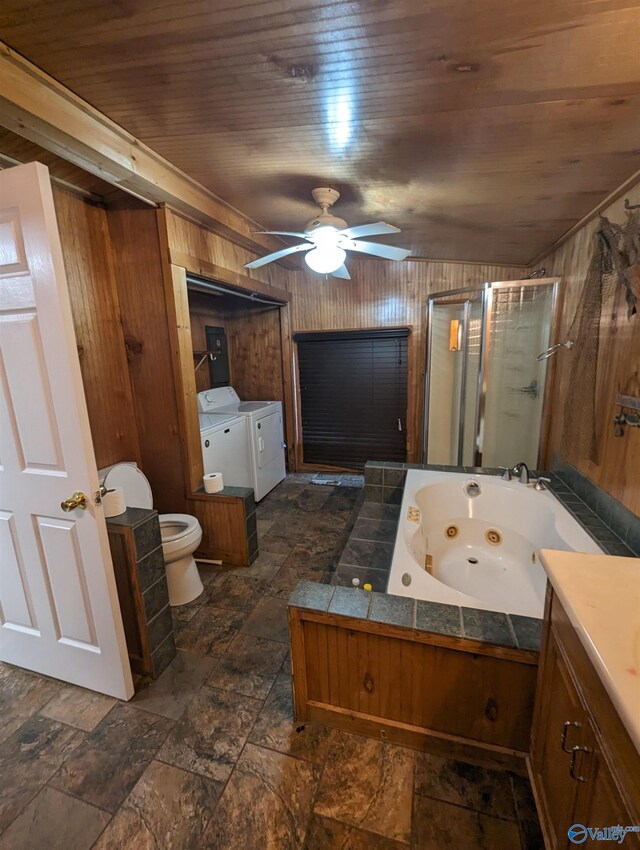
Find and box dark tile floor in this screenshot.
[0,473,544,849]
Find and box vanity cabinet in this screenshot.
[531,588,640,849]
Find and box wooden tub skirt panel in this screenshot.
[289,606,538,774]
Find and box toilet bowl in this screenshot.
[159,514,203,606]
[101,463,204,607]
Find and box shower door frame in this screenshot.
[422,277,562,468]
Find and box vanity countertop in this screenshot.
[540,549,640,753]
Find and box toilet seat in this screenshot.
[160,514,202,557]
[102,462,153,509]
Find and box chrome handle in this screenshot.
[569,745,590,782]
[534,476,551,491]
[61,491,88,512]
[537,340,574,361]
[397,418,402,432]
[561,720,581,753]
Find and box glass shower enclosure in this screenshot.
[423,278,560,469]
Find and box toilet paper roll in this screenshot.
[102,486,126,517]
[203,472,224,494]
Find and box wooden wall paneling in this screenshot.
[279,305,296,471]
[289,606,537,772]
[162,259,204,497]
[224,301,283,401]
[542,181,640,515]
[53,186,141,468]
[166,211,295,294]
[288,258,528,461]
[106,204,188,514]
[187,289,228,394]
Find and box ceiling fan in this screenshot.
[245,187,411,279]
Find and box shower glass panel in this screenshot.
[481,283,555,468]
[425,290,483,466]
[424,279,559,469]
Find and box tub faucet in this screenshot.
[511,462,530,484]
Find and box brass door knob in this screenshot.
[61,491,88,512]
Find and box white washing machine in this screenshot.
[199,411,252,490]
[198,387,286,501]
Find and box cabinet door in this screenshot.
[532,631,586,849]
[572,719,640,849]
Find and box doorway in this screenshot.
[423,279,559,469]
[295,328,409,468]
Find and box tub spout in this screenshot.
[511,462,530,484]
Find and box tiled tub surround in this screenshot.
[334,458,636,655]
[364,460,639,557]
[552,463,639,557]
[288,580,540,772]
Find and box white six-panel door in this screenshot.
[0,162,133,699]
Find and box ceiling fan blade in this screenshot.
[253,231,310,239]
[338,221,400,240]
[330,264,351,280]
[347,240,411,261]
[245,242,312,269]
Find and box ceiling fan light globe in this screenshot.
[309,225,338,245]
[304,245,347,274]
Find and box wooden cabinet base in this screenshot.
[189,487,258,566]
[289,607,538,774]
[530,588,640,849]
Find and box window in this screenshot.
[295,329,409,467]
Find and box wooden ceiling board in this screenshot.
[0,126,118,199]
[2,0,640,263]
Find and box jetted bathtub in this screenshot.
[388,469,603,619]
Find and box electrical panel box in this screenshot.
[205,325,230,388]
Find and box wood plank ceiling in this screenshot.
[1,0,639,264]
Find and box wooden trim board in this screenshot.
[169,248,291,303]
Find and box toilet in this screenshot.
[101,462,204,606]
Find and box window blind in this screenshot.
[295,329,409,467]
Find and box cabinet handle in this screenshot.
[569,745,590,782]
[561,720,582,753]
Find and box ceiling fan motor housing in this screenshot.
[311,187,340,208]
[305,187,347,232]
[305,212,348,232]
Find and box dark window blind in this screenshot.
[295,329,409,468]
